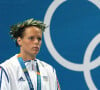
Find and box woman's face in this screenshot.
[17,26,42,57]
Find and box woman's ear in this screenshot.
[17,37,22,46]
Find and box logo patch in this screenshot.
[18,77,25,81]
[43,76,48,81]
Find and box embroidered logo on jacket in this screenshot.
[18,77,25,81]
[43,76,48,81]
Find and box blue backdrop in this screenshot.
[0,0,100,89]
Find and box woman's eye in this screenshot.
[28,37,41,41]
[29,37,34,40]
[38,37,42,41]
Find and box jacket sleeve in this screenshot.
[53,69,61,90]
[0,66,10,90]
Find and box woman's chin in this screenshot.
[32,51,39,55]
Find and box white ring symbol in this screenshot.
[44,0,100,89]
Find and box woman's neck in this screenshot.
[19,52,36,61]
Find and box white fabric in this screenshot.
[0,54,58,90]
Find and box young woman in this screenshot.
[0,18,60,90]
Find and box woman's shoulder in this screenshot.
[36,59,55,72]
[0,54,19,69]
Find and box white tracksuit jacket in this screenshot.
[0,54,60,90]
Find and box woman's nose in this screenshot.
[34,38,39,44]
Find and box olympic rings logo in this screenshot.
[44,0,100,89]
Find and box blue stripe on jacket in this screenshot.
[0,66,9,89]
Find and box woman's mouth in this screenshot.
[33,47,39,51]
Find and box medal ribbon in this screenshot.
[17,54,41,90]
